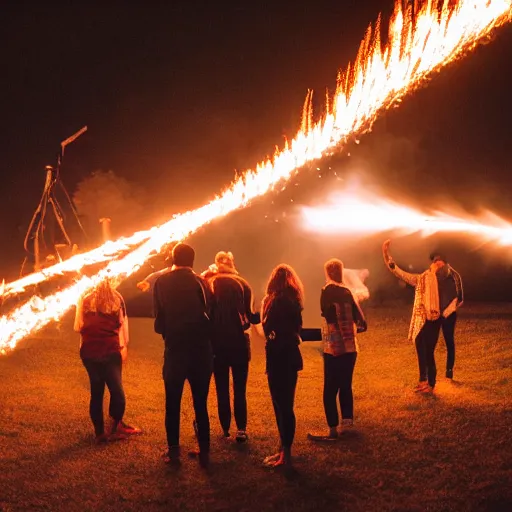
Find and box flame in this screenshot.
[0,0,511,354]
[1,229,155,299]
[301,190,512,244]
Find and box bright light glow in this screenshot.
[301,191,512,244]
[1,0,511,354]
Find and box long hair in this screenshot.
[264,264,304,310]
[84,278,122,315]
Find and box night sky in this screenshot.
[1,1,512,316]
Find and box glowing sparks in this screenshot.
[1,0,511,354]
[301,191,512,245]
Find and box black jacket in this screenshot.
[153,267,213,352]
[208,272,260,342]
[262,292,303,373]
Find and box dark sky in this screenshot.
[1,1,512,313]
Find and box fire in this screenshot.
[301,191,512,245]
[1,229,155,300]
[0,0,511,354]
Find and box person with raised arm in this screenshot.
[382,240,463,392]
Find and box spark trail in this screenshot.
[1,0,511,353]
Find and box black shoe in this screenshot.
[236,430,248,443]
[188,449,209,468]
[162,446,180,465]
[446,369,453,379]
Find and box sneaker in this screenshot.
[263,453,281,466]
[307,432,338,442]
[222,430,231,439]
[418,384,434,394]
[162,446,180,464]
[236,430,248,444]
[446,369,453,379]
[414,381,429,392]
[116,421,143,436]
[95,433,109,444]
[188,449,209,468]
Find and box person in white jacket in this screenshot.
[383,240,463,391]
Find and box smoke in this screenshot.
[73,170,152,244]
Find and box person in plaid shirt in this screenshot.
[308,258,367,442]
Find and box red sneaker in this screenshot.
[116,421,143,436]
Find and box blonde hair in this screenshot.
[84,278,122,315]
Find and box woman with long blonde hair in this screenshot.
[74,278,141,443]
[261,264,304,468]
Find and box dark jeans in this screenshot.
[441,312,457,371]
[82,352,125,436]
[323,352,357,427]
[415,319,441,388]
[163,350,213,453]
[213,355,249,432]
[267,368,298,450]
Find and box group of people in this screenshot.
[73,238,463,469]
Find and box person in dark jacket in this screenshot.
[429,252,463,380]
[261,264,304,468]
[74,279,141,443]
[153,243,214,467]
[204,251,260,443]
[308,259,367,442]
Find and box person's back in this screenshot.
[79,288,125,360]
[321,283,365,355]
[154,267,211,353]
[209,273,249,347]
[153,243,213,467]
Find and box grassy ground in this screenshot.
[0,302,511,512]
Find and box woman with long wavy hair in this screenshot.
[261,264,304,468]
[74,278,141,443]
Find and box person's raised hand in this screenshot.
[137,280,150,292]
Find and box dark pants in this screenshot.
[82,352,125,436]
[441,313,457,371]
[213,355,249,432]
[415,319,441,388]
[323,352,357,427]
[267,368,298,450]
[163,350,213,453]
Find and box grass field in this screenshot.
[0,302,511,512]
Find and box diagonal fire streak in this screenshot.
[1,0,511,354]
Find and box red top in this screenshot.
[75,291,128,360]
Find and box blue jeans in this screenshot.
[82,352,125,436]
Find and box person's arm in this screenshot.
[243,281,261,324]
[382,239,420,287]
[153,279,165,336]
[200,277,215,320]
[74,295,84,332]
[351,292,367,333]
[320,287,328,318]
[119,296,129,347]
[451,267,464,307]
[137,267,170,293]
